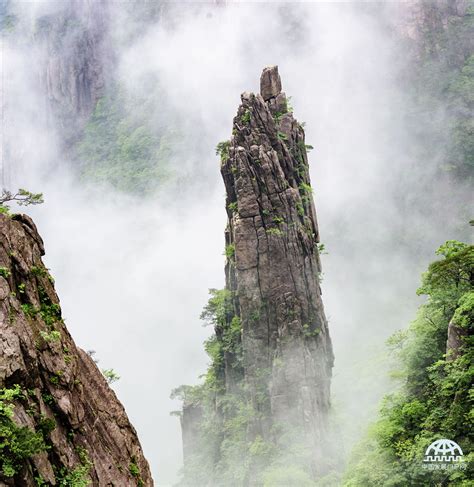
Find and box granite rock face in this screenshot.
[35,0,111,148]
[392,0,471,57]
[0,213,152,486]
[180,66,334,484]
[221,64,333,470]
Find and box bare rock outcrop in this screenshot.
[0,213,152,486]
[221,64,333,470]
[179,66,334,484]
[35,0,111,148]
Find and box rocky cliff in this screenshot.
[392,0,471,56]
[0,213,152,486]
[177,66,334,485]
[35,0,111,148]
[221,65,334,464]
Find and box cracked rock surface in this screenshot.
[179,67,334,483]
[221,65,334,472]
[0,213,152,486]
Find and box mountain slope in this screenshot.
[0,213,153,486]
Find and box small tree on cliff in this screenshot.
[0,189,44,212]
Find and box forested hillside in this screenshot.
[344,239,473,486]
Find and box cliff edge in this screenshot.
[0,213,152,486]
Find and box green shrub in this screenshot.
[216,140,231,163]
[0,267,10,279]
[266,228,283,237]
[55,446,92,487]
[228,201,238,213]
[241,109,251,125]
[102,369,120,384]
[224,244,235,259]
[129,457,144,487]
[39,330,61,343]
[0,385,48,477]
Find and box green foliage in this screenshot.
[41,393,54,406]
[40,302,62,328]
[277,131,288,141]
[21,303,36,317]
[273,112,284,124]
[302,323,320,338]
[224,244,235,259]
[228,201,238,213]
[0,188,44,208]
[78,86,175,194]
[129,457,144,487]
[39,330,61,343]
[408,9,474,179]
[222,316,241,354]
[216,140,231,164]
[0,385,48,478]
[200,289,233,328]
[49,372,62,385]
[296,202,305,217]
[266,227,283,237]
[30,266,48,278]
[299,182,313,195]
[21,287,63,328]
[203,335,224,392]
[174,289,255,484]
[272,216,284,226]
[102,369,120,384]
[317,243,327,255]
[0,267,10,279]
[344,241,474,485]
[262,465,315,486]
[37,416,56,437]
[55,446,92,487]
[240,109,251,125]
[197,289,239,392]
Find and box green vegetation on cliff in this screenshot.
[0,385,48,478]
[78,84,179,194]
[408,5,474,179]
[343,240,474,486]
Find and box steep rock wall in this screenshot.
[179,66,334,484]
[221,65,333,470]
[35,0,111,148]
[0,213,152,486]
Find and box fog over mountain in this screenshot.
[1,1,472,485]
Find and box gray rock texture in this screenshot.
[221,65,334,473]
[0,213,152,486]
[179,67,334,483]
[446,315,468,361]
[36,0,111,148]
[392,0,471,56]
